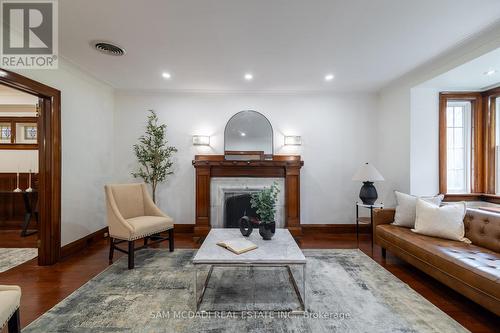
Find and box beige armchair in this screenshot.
[0,285,21,333]
[105,183,174,269]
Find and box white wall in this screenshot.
[410,87,440,196]
[114,91,378,225]
[0,150,38,173]
[13,59,115,246]
[376,86,411,206]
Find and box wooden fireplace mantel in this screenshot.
[192,155,304,238]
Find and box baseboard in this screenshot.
[174,224,194,233]
[60,224,193,259]
[302,224,370,234]
[60,227,109,259]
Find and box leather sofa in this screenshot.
[373,208,500,316]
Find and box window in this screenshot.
[0,117,38,149]
[0,123,11,143]
[446,101,471,193]
[439,92,481,194]
[439,88,500,197]
[16,122,37,143]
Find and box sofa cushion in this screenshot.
[377,224,500,300]
[412,200,468,242]
[464,209,500,253]
[393,191,444,228]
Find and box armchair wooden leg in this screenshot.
[381,248,386,259]
[109,238,114,263]
[8,308,20,333]
[128,240,135,269]
[168,229,174,252]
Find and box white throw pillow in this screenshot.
[392,191,444,228]
[412,199,470,243]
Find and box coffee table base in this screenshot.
[193,263,306,314]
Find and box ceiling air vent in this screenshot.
[92,41,126,56]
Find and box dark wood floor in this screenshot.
[0,232,498,333]
[0,229,38,247]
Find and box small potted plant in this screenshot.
[250,182,280,240]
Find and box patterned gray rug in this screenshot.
[23,249,467,333]
[0,248,37,273]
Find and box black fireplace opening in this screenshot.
[224,193,258,228]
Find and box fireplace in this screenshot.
[224,193,256,228]
[192,155,303,237]
[211,177,285,228]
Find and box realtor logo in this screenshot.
[0,0,58,69]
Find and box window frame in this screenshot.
[439,92,483,194]
[445,101,472,193]
[483,86,500,194]
[0,116,38,150]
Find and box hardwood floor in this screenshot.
[0,232,498,333]
[0,229,38,248]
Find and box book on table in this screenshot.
[216,239,258,255]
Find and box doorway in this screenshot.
[0,69,61,266]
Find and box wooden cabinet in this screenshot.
[0,173,38,228]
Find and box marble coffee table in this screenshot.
[192,228,306,313]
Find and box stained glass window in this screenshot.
[0,123,11,143]
[24,125,37,140]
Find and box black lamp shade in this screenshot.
[359,181,378,205]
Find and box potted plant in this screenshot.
[250,182,280,240]
[131,110,177,203]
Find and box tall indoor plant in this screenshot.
[250,182,280,240]
[132,110,177,202]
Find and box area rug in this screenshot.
[0,248,37,273]
[23,249,467,333]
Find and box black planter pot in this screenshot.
[258,221,276,240]
[359,181,378,205]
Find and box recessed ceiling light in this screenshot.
[244,73,253,81]
[162,72,171,79]
[240,132,246,137]
[324,74,335,81]
[484,69,497,76]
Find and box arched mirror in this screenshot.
[224,110,273,159]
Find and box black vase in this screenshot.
[258,221,276,240]
[239,216,253,237]
[359,181,378,205]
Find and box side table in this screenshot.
[355,202,384,250]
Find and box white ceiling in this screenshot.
[59,0,500,92]
[419,47,500,91]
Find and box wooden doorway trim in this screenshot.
[0,68,61,265]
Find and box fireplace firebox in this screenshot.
[224,193,258,228]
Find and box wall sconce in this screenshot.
[284,135,302,146]
[192,135,210,146]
